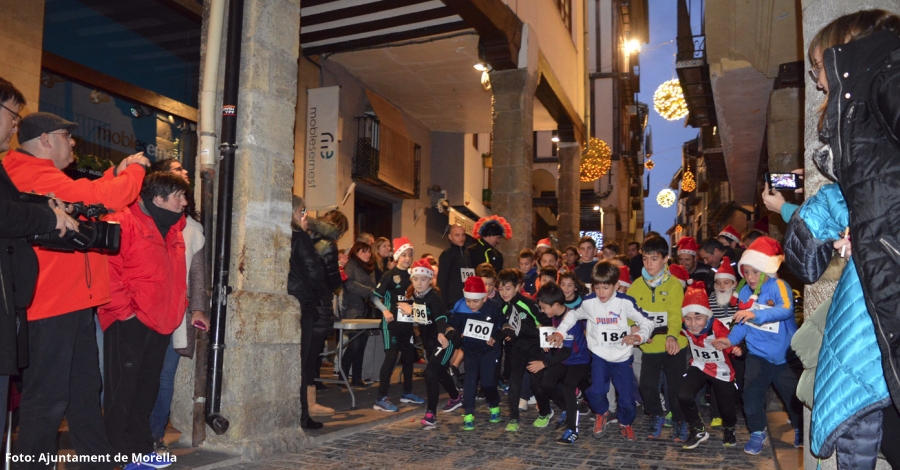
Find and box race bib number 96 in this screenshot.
[412,304,428,325]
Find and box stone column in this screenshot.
[489,67,538,267]
[174,0,304,460]
[556,133,581,249]
[765,87,803,242]
[801,1,895,469]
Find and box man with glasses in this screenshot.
[3,111,149,469]
[0,78,82,461]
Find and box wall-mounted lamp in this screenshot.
[551,130,560,143]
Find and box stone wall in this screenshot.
[0,0,44,147]
[800,1,898,468]
[172,0,305,460]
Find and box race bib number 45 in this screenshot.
[464,320,493,341]
[539,327,562,348]
[645,311,668,335]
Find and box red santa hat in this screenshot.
[618,266,632,288]
[463,276,487,299]
[737,236,783,277]
[410,258,434,279]
[536,238,552,250]
[682,282,713,317]
[714,255,736,282]
[718,225,741,245]
[392,237,414,260]
[669,264,691,288]
[676,237,699,256]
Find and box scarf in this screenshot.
[642,265,669,288]
[414,287,432,299]
[140,193,183,239]
[730,274,766,309]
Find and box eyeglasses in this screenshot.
[0,103,21,125]
[48,131,73,140]
[808,60,822,82]
[171,166,188,173]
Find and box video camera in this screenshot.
[19,193,121,252]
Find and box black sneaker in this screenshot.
[723,427,737,447]
[682,427,709,450]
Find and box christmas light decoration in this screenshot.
[657,188,676,208]
[645,159,655,170]
[653,79,689,121]
[675,224,683,233]
[682,170,696,192]
[580,137,612,182]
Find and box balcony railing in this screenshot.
[353,116,420,199]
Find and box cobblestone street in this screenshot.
[217,403,777,470]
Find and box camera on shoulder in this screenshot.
[19,193,121,253]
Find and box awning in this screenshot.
[365,89,409,139]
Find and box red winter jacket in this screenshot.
[99,201,187,334]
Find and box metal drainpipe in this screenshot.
[192,0,226,446]
[205,0,244,435]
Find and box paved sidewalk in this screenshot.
[215,402,779,470]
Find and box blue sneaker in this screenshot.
[489,406,502,423]
[498,380,510,394]
[463,414,475,431]
[374,396,399,412]
[672,421,689,443]
[647,415,665,439]
[558,428,579,444]
[794,428,803,448]
[400,392,425,404]
[744,431,767,455]
[555,410,567,429]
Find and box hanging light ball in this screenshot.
[645,159,655,170]
[675,224,683,233]
[653,79,689,121]
[682,170,697,192]
[580,137,612,182]
[657,188,676,208]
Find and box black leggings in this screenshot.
[378,322,415,398]
[299,303,323,420]
[424,344,458,413]
[678,367,737,430]
[340,332,369,381]
[543,363,590,431]
[507,343,550,420]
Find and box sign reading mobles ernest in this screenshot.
[304,86,339,211]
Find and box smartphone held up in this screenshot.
[766,172,800,191]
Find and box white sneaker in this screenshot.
[527,396,536,406]
[518,398,528,411]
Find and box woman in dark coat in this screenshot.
[340,241,376,386]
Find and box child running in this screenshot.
[371,237,424,412]
[713,236,802,455]
[550,261,654,441]
[401,259,460,428]
[453,277,506,430]
[678,282,738,449]
[535,282,591,444]
[497,269,554,431]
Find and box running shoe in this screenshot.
[619,424,636,441]
[555,411,567,430]
[374,396,399,412]
[682,427,709,450]
[462,414,474,431]
[441,395,463,412]
[672,422,690,443]
[505,419,520,432]
[744,431,767,455]
[663,411,674,428]
[400,392,425,404]
[421,412,436,428]
[723,427,737,447]
[593,411,609,440]
[646,415,665,439]
[533,409,554,428]
[710,417,723,428]
[558,428,579,444]
[489,407,502,423]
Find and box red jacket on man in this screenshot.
[99,201,187,334]
[2,149,145,320]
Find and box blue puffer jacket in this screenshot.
[784,184,890,457]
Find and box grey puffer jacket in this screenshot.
[341,257,375,319]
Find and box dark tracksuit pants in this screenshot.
[678,367,737,431]
[710,354,744,418]
[378,321,416,398]
[639,348,689,422]
[543,363,590,431]
[462,345,501,415]
[743,354,802,433]
[507,341,551,420]
[424,343,459,413]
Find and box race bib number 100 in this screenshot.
[539,327,561,348]
[464,320,493,341]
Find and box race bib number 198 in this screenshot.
[461,268,475,282]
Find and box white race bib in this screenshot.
[718,316,735,330]
[396,310,415,323]
[691,342,726,364]
[508,309,522,335]
[464,319,493,341]
[585,283,592,292]
[461,268,475,282]
[747,304,780,333]
[539,327,562,348]
[412,303,429,325]
[597,328,629,346]
[645,311,668,329]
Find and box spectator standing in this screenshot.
[4,112,148,469]
[341,241,377,386]
[437,225,472,309]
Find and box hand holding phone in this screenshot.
[766,172,800,191]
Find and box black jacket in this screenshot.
[309,219,343,329]
[341,257,375,319]
[817,30,900,407]
[0,166,56,374]
[437,242,470,308]
[288,227,327,307]
[467,238,503,272]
